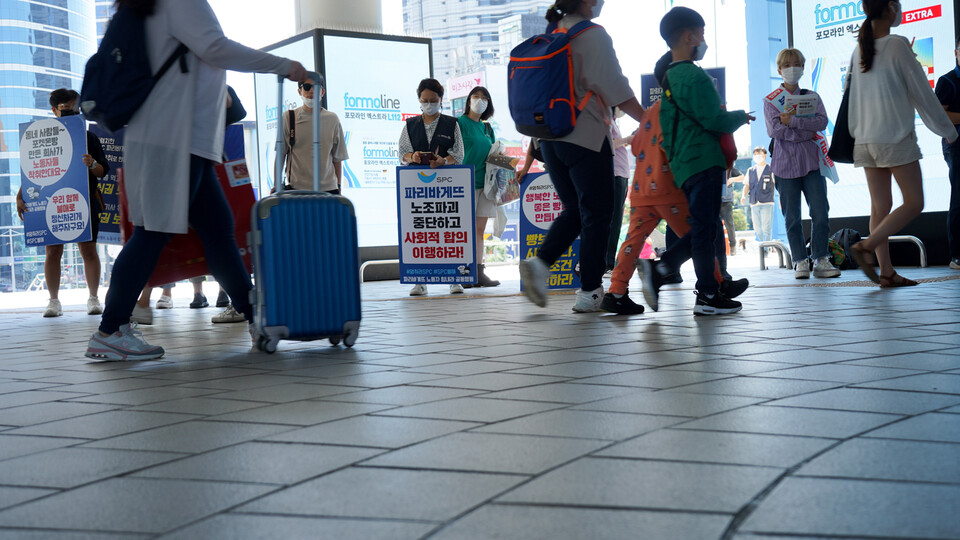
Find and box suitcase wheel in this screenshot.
[344,326,358,348]
[256,335,278,354]
[329,336,341,346]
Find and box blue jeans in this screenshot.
[538,139,614,291]
[751,204,774,242]
[946,148,960,260]
[100,155,253,334]
[776,170,830,261]
[605,175,629,269]
[659,167,724,295]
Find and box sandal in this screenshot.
[879,272,918,288]
[849,242,880,284]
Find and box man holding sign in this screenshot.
[16,89,109,317]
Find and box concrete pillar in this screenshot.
[295,0,382,33]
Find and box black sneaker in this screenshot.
[636,259,662,312]
[189,292,209,309]
[215,290,229,307]
[477,265,500,287]
[693,290,742,316]
[600,293,645,315]
[719,278,749,299]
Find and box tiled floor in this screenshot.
[1,261,960,539]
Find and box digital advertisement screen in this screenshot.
[323,34,432,247]
[789,0,957,218]
[253,35,317,197]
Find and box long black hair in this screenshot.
[114,0,156,17]
[858,0,895,73]
[545,0,583,24]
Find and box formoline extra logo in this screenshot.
[344,93,401,111]
[814,1,865,29]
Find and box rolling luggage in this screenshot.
[250,73,361,353]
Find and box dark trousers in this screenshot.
[101,155,253,334]
[605,175,629,269]
[720,200,736,249]
[538,139,614,291]
[659,167,724,294]
[946,148,960,259]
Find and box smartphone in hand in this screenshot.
[419,152,437,165]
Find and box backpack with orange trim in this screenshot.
[507,20,599,139]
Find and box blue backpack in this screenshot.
[507,21,599,139]
[79,6,188,133]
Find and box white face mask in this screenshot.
[421,101,441,116]
[301,95,313,109]
[781,66,803,85]
[590,0,604,18]
[470,98,488,115]
[693,40,708,61]
[890,2,902,27]
[753,154,765,164]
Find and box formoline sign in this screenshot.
[396,165,477,285]
[19,116,93,247]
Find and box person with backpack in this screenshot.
[458,86,501,289]
[845,0,958,286]
[515,0,646,313]
[656,6,754,315]
[764,48,841,280]
[84,0,307,361]
[275,77,348,194]
[398,78,466,297]
[16,89,109,319]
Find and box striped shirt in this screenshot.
[763,85,827,180]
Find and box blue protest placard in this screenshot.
[88,124,123,245]
[396,165,477,285]
[19,116,92,247]
[641,67,726,108]
[519,172,580,290]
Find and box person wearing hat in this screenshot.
[654,6,754,316]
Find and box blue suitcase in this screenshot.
[250,74,361,353]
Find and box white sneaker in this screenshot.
[43,299,62,318]
[794,259,811,279]
[130,305,153,325]
[519,257,549,307]
[449,284,464,294]
[409,284,427,296]
[156,295,173,309]
[572,287,604,313]
[211,305,247,323]
[85,323,164,361]
[813,256,841,278]
[86,296,103,315]
[949,259,960,270]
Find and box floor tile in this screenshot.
[134,442,381,484]
[264,415,479,448]
[474,409,683,440]
[238,467,524,521]
[598,429,835,468]
[864,413,960,443]
[431,504,730,540]
[573,391,762,417]
[320,386,480,406]
[675,406,902,439]
[577,369,733,389]
[208,401,390,426]
[768,387,960,415]
[0,478,274,534]
[478,383,636,404]
[740,477,960,538]
[853,373,960,395]
[0,435,87,461]
[0,487,56,511]
[0,447,181,489]
[499,457,782,513]
[412,372,568,391]
[376,397,562,423]
[6,411,196,439]
[83,420,294,453]
[798,438,960,484]
[364,432,606,474]
[674,377,839,399]
[759,364,919,384]
[157,514,435,540]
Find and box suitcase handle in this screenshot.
[275,72,326,193]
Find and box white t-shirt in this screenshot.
[849,35,957,145]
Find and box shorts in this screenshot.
[87,198,101,244]
[853,131,922,169]
[475,188,496,219]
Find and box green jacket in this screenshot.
[659,62,749,187]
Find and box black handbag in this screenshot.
[827,64,855,164]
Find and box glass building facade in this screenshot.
[0,0,97,289]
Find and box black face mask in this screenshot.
[58,109,78,117]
